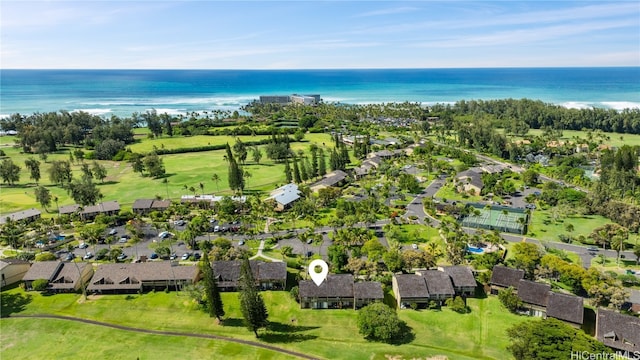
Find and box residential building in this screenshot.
[22,261,93,292]
[309,170,348,192]
[132,199,171,215]
[596,308,640,354]
[81,200,120,220]
[58,204,81,216]
[438,266,477,296]
[418,270,455,303]
[267,183,301,211]
[0,258,31,288]
[546,292,584,328]
[489,265,524,294]
[87,262,200,294]
[392,274,430,309]
[0,208,41,225]
[211,260,287,291]
[455,169,483,195]
[23,261,64,290]
[298,274,383,309]
[517,279,550,317]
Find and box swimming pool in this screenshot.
[467,245,484,254]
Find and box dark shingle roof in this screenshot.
[394,274,429,299]
[132,199,154,210]
[211,260,285,288]
[257,262,287,281]
[151,200,171,210]
[299,274,354,298]
[0,208,41,224]
[546,292,584,325]
[23,261,63,281]
[456,169,483,189]
[50,263,92,290]
[597,308,640,353]
[312,170,348,188]
[517,280,550,306]
[440,266,477,288]
[58,204,80,215]
[490,265,524,288]
[87,262,198,291]
[298,274,353,298]
[419,270,455,297]
[354,281,384,300]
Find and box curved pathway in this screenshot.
[5,314,320,360]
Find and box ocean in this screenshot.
[1,68,639,119]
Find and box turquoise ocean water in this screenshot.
[1,68,639,118]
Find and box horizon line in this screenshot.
[2,66,639,71]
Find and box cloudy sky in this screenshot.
[1,0,639,69]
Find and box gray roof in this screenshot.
[132,199,154,210]
[419,270,455,296]
[257,262,287,281]
[546,292,584,325]
[517,280,550,306]
[440,266,477,288]
[456,169,483,189]
[0,208,41,224]
[211,260,286,288]
[597,308,640,353]
[268,188,301,206]
[354,281,384,300]
[299,274,354,298]
[312,170,348,188]
[23,261,63,281]
[50,263,92,290]
[58,204,80,215]
[0,258,30,270]
[87,262,198,291]
[82,200,120,215]
[490,265,524,288]
[151,200,171,210]
[394,274,429,298]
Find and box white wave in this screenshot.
[0,114,11,119]
[560,102,593,110]
[146,108,187,116]
[82,95,258,107]
[72,108,112,115]
[600,101,640,111]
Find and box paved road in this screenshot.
[7,314,318,360]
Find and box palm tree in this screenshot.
[199,182,204,196]
[211,173,220,192]
[243,171,252,190]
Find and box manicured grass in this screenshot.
[1,318,288,360]
[126,134,272,153]
[527,210,612,242]
[1,287,523,359]
[522,129,640,148]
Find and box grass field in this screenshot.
[1,287,524,360]
[522,129,640,148]
[0,132,335,214]
[527,210,612,242]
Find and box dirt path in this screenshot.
[6,314,320,360]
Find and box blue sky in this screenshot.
[1,1,639,69]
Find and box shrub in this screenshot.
[35,252,57,261]
[289,286,299,302]
[32,278,49,291]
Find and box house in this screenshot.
[438,266,477,296]
[455,169,483,195]
[211,260,286,291]
[299,274,382,309]
[546,292,584,327]
[132,199,171,215]
[49,262,94,293]
[369,149,395,159]
[0,258,31,288]
[22,261,64,290]
[417,270,455,304]
[353,282,384,309]
[181,195,246,207]
[489,265,524,294]
[517,279,550,316]
[81,200,120,220]
[267,183,301,211]
[0,208,41,225]
[353,164,373,179]
[310,170,348,193]
[392,274,430,308]
[87,262,199,294]
[58,204,80,216]
[596,308,640,354]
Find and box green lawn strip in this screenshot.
[519,129,640,148]
[1,317,290,360]
[2,287,521,360]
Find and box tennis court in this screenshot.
[460,203,529,234]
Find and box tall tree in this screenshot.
[24,157,41,184]
[34,186,52,211]
[238,258,269,337]
[284,158,292,183]
[292,157,302,183]
[143,152,165,178]
[48,160,73,186]
[318,148,327,176]
[251,146,262,164]
[92,161,107,183]
[200,250,225,321]
[0,159,21,185]
[211,173,220,192]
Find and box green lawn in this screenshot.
[521,129,640,148]
[1,287,524,360]
[527,210,612,242]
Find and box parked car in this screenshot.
[149,253,158,259]
[174,219,186,226]
[78,242,89,249]
[306,238,313,244]
[109,228,117,235]
[182,253,191,260]
[65,253,75,261]
[118,237,128,243]
[158,231,173,239]
[587,247,599,252]
[239,240,245,246]
[83,252,93,260]
[169,253,178,260]
[193,253,201,260]
[412,243,418,250]
[117,253,127,261]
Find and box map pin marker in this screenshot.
[308,259,329,286]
